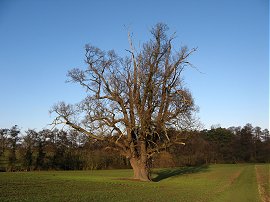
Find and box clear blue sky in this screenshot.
[0,0,269,131]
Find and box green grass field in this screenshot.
[0,164,269,202]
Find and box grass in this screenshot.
[0,164,269,202]
[255,164,270,202]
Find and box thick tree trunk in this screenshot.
[130,157,151,181]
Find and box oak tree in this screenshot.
[51,23,197,181]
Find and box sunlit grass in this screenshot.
[255,164,270,202]
[0,164,268,202]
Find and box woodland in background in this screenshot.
[0,123,269,172]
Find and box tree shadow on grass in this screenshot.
[151,165,209,182]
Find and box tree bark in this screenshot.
[130,157,151,181]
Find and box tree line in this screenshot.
[0,123,269,172]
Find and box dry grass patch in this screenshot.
[255,165,270,202]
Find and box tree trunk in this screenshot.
[130,157,151,181]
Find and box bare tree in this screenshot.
[51,23,197,181]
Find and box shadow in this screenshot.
[152,165,209,182]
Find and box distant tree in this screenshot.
[183,131,210,165]
[22,129,40,171]
[239,124,254,162]
[7,125,20,171]
[22,130,32,170]
[35,130,46,170]
[0,129,8,156]
[260,129,270,162]
[51,23,197,181]
[202,127,235,163]
[262,129,270,142]
[67,129,83,148]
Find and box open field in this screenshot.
[0,164,269,202]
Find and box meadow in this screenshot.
[0,164,269,202]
